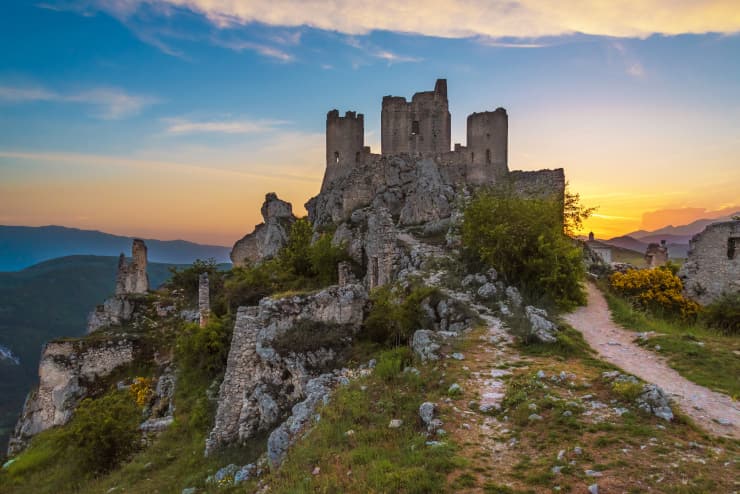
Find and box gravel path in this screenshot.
[564,283,739,439]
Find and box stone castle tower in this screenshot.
[381,78,451,156]
[322,79,510,190]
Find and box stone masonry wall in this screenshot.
[678,220,740,305]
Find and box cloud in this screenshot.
[0,84,157,119]
[611,41,646,78]
[211,37,294,61]
[163,117,288,135]
[344,36,422,65]
[83,0,740,39]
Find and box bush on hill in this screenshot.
[609,266,700,321]
[462,190,587,310]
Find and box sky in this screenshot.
[1,1,739,246]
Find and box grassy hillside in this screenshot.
[0,256,179,451]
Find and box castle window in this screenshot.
[334,151,340,164]
[729,237,739,260]
[411,120,419,135]
[355,151,360,163]
[486,149,491,164]
[471,152,474,163]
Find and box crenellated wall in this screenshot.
[324,110,365,191]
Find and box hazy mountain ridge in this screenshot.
[600,212,739,260]
[0,225,231,272]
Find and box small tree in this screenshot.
[67,391,141,475]
[462,191,586,310]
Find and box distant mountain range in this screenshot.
[598,211,738,260]
[0,255,181,451]
[0,225,231,272]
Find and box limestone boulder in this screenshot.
[231,193,296,267]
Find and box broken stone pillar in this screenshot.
[115,239,149,295]
[199,272,210,328]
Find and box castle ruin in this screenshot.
[321,79,511,192]
[115,238,149,295]
[678,220,740,305]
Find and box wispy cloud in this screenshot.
[79,0,740,39]
[611,41,646,78]
[477,37,550,49]
[344,36,422,65]
[0,84,158,119]
[163,117,288,135]
[211,37,294,61]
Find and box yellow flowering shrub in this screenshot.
[129,377,155,408]
[609,267,700,320]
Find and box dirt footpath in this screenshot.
[564,283,739,440]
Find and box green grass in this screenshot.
[267,348,461,493]
[602,288,740,398]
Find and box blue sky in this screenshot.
[1,1,739,244]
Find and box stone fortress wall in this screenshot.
[322,79,519,192]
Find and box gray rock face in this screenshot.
[477,282,497,300]
[230,193,296,267]
[205,284,367,455]
[86,296,136,333]
[637,384,674,421]
[524,305,558,343]
[411,330,441,361]
[8,336,137,456]
[267,374,336,467]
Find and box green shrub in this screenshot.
[363,285,440,346]
[374,347,413,381]
[175,317,231,382]
[701,292,740,336]
[168,258,223,305]
[612,381,644,402]
[222,261,284,311]
[462,190,587,310]
[67,391,141,475]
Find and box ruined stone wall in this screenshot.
[466,109,508,184]
[115,239,149,296]
[678,220,740,305]
[508,169,566,202]
[381,79,451,156]
[198,273,210,328]
[8,337,137,456]
[205,284,367,454]
[323,110,365,191]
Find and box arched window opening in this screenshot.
[411,120,420,135]
[355,151,360,163]
[334,151,340,164]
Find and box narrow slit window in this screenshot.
[486,149,491,164]
[334,151,340,164]
[411,120,420,135]
[729,237,739,260]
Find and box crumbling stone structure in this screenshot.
[199,273,210,328]
[115,238,149,295]
[87,239,150,333]
[678,220,740,305]
[8,336,138,456]
[645,241,669,268]
[205,283,367,455]
[231,193,297,267]
[321,79,514,191]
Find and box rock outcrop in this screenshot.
[231,193,296,267]
[7,336,139,456]
[678,219,740,304]
[205,283,367,455]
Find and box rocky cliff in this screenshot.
[205,283,367,455]
[231,193,297,267]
